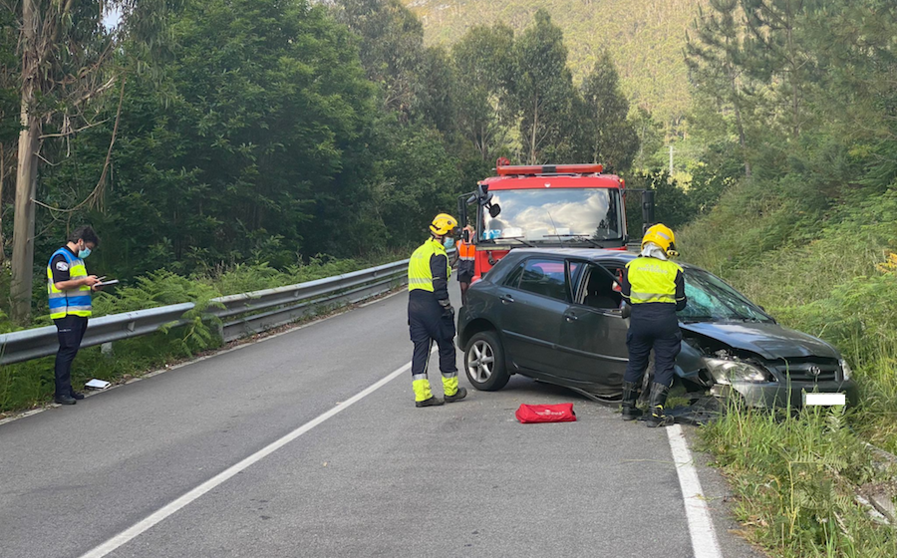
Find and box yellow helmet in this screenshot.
[429,213,458,236]
[641,223,678,256]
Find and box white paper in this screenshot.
[803,392,846,406]
[85,379,112,390]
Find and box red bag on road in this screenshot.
[515,403,577,424]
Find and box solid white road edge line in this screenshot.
[667,424,723,558]
[78,356,424,558]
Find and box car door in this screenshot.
[556,261,629,395]
[496,257,570,377]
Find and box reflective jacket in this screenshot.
[408,238,451,302]
[47,248,92,319]
[457,240,475,262]
[622,256,686,311]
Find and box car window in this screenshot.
[568,260,582,288]
[503,262,524,288]
[574,264,623,309]
[516,258,568,301]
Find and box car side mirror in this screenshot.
[489,204,501,218]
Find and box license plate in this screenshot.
[803,392,846,406]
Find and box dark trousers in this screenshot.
[408,293,457,379]
[54,315,88,397]
[624,304,681,388]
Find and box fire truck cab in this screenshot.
[458,161,655,283]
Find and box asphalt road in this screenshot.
[0,284,763,558]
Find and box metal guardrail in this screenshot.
[0,256,417,365]
[210,259,409,342]
[0,303,195,366]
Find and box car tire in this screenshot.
[464,331,510,391]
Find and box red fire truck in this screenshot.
[458,160,656,282]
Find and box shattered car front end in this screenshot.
[674,321,858,409]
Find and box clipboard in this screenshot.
[95,279,119,288]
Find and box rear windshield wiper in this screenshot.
[543,234,601,247]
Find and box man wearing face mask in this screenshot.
[407,213,467,407]
[48,226,102,405]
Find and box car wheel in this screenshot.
[464,331,510,391]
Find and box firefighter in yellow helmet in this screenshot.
[407,213,468,407]
[620,224,687,427]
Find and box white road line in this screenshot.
[78,357,420,558]
[667,424,723,558]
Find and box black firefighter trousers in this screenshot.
[408,292,458,382]
[624,303,682,388]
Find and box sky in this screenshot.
[104,6,122,30]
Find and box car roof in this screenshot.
[505,248,700,270]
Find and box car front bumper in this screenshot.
[711,379,858,409]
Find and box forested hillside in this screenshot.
[404,0,704,129]
[0,1,655,324]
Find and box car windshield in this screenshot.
[678,268,773,323]
[482,188,622,244]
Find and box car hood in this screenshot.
[680,321,840,360]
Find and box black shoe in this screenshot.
[645,382,674,428]
[415,396,444,408]
[70,391,85,400]
[621,381,642,421]
[54,395,77,406]
[445,387,467,403]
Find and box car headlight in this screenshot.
[839,359,852,380]
[704,358,771,384]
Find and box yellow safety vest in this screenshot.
[47,248,92,319]
[625,257,682,305]
[408,238,451,292]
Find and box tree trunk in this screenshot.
[11,0,40,325]
[0,143,5,264]
[529,96,539,164]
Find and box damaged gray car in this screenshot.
[457,248,857,409]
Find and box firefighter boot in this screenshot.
[621,381,642,421]
[413,378,444,408]
[645,382,674,428]
[445,387,467,403]
[443,376,467,403]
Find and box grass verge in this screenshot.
[699,403,897,557]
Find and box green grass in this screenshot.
[700,403,897,557]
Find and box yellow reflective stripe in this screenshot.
[442,376,459,397]
[629,292,676,304]
[412,378,434,402]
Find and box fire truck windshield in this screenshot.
[481,188,623,245]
